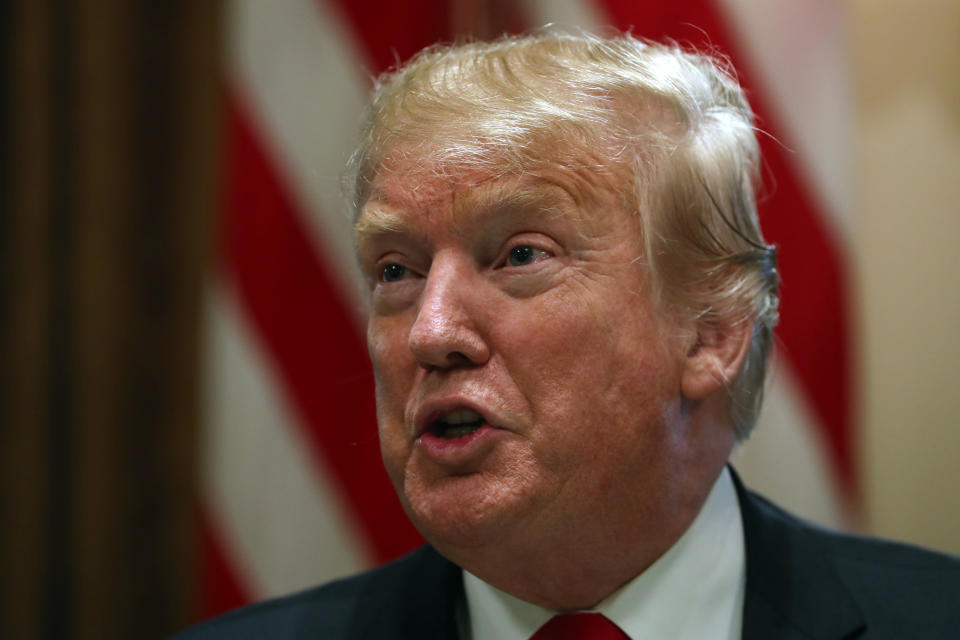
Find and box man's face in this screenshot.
[357,156,704,563]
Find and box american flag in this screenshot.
[200,0,853,618]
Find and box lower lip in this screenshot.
[417,423,499,465]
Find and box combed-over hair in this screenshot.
[348,30,779,438]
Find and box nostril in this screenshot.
[419,350,472,372]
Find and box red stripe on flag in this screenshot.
[221,90,424,562]
[323,0,530,77]
[197,509,252,620]
[322,0,454,74]
[596,0,856,501]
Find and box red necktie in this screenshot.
[529,613,631,640]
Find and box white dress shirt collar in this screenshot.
[463,467,746,640]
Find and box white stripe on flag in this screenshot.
[228,0,371,320]
[526,0,604,30]
[204,284,368,597]
[717,0,854,238]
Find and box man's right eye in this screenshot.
[381,263,407,282]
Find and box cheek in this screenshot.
[498,293,676,445]
[367,320,415,466]
[374,382,411,494]
[500,293,656,390]
[368,317,414,392]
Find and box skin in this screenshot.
[356,153,747,610]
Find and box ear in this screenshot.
[680,317,753,400]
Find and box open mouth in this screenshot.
[429,409,485,439]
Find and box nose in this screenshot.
[408,258,490,370]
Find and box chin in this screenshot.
[401,471,532,552]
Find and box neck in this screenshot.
[445,459,728,610]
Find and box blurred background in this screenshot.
[2,0,958,638]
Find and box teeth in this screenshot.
[438,409,482,425]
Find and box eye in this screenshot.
[508,245,535,266]
[381,263,407,282]
[506,244,551,267]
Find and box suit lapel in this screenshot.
[348,545,463,640]
[732,468,865,639]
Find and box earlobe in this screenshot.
[680,318,753,400]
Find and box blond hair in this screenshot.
[348,30,779,438]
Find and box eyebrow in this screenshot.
[456,185,571,221]
[355,182,575,245]
[354,204,406,240]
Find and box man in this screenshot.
[177,31,959,639]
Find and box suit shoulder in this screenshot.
[170,573,365,639]
[747,488,960,635]
[823,522,960,636]
[753,489,960,575]
[821,522,960,603]
[170,546,446,640]
[826,525,960,574]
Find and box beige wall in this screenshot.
[853,0,960,554]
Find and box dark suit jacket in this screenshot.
[174,471,960,639]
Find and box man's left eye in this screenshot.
[507,245,542,267]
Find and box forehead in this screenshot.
[355,153,627,241]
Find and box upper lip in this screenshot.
[411,397,496,438]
